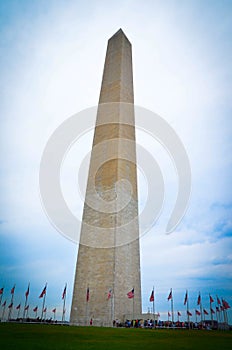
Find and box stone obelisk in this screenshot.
[70,29,141,326]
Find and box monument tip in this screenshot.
[110,28,130,43]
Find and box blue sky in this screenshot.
[0,0,232,322]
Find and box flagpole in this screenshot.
[1,302,6,321]
[23,295,28,320]
[85,299,88,326]
[40,284,47,322]
[186,290,190,329]
[41,295,46,321]
[112,290,114,324]
[209,294,213,327]
[132,287,135,321]
[111,291,113,323]
[62,284,67,324]
[216,307,219,325]
[26,306,29,318]
[23,283,30,320]
[62,293,66,323]
[199,292,203,326]
[109,292,111,325]
[8,285,15,321]
[153,286,155,325]
[17,305,21,319]
[108,289,113,325]
[85,286,89,326]
[216,296,220,323]
[171,288,174,324]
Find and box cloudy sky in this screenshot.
[0,0,232,322]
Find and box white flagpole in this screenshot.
[23,296,28,320]
[199,292,203,325]
[153,286,155,324]
[171,288,174,323]
[187,291,190,329]
[23,283,30,320]
[2,302,6,321]
[17,305,21,319]
[209,294,213,327]
[112,289,114,321]
[8,285,15,320]
[25,306,29,318]
[132,287,135,321]
[85,286,89,326]
[44,307,47,320]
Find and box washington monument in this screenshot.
[70,29,142,326]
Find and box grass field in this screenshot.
[0,323,232,350]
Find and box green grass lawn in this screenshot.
[0,323,231,350]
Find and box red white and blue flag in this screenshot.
[107,289,112,300]
[222,299,230,309]
[149,290,154,302]
[39,285,47,298]
[127,288,134,299]
[62,285,67,300]
[184,291,188,305]
[25,284,30,298]
[86,287,90,302]
[167,289,172,301]
[209,295,214,303]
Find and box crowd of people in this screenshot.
[113,318,225,330]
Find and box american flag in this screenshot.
[127,288,134,299]
[39,285,47,298]
[167,289,172,301]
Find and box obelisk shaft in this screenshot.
[70,29,141,326]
